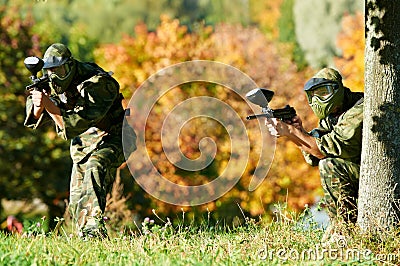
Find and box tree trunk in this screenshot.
[358,0,400,231]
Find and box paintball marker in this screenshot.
[245,88,296,121]
[24,56,50,92]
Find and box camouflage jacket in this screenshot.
[302,88,364,166]
[24,61,135,163]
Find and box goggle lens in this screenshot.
[307,84,337,102]
[46,63,70,79]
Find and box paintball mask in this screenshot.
[304,68,344,119]
[42,43,76,94]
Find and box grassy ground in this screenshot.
[1,206,399,265]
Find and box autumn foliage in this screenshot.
[334,12,365,92]
[94,16,321,220]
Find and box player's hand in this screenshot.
[31,90,46,108]
[265,118,291,138]
[286,115,303,130]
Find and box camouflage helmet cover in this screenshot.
[313,67,342,83]
[43,43,72,69]
[304,67,343,91]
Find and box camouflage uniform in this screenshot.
[303,88,363,223]
[25,59,136,238]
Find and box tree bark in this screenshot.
[358,0,400,231]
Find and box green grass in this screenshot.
[1,206,399,265]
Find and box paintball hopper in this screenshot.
[245,88,274,107]
[24,56,44,77]
[24,56,49,91]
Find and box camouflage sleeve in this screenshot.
[57,76,119,140]
[24,95,52,129]
[301,149,320,167]
[300,127,326,167]
[299,127,329,167]
[316,102,363,161]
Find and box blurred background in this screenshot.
[0,0,364,233]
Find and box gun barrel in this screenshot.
[25,75,50,91]
[26,83,39,91]
[246,114,271,120]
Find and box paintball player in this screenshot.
[24,43,136,239]
[265,68,363,237]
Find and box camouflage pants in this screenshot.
[69,144,124,238]
[319,157,360,223]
